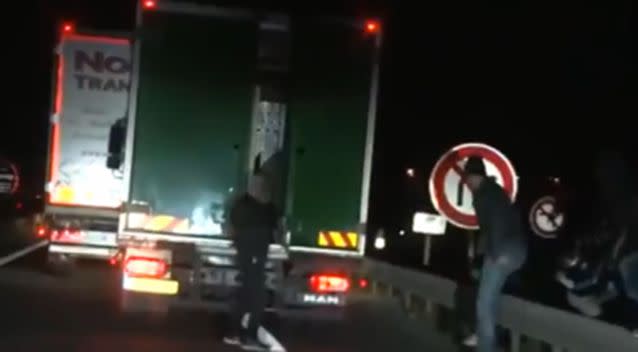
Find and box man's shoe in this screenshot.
[240,337,271,351]
[223,334,241,346]
[462,333,478,347]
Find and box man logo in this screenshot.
[303,294,340,305]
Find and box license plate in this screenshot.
[84,231,117,246]
[200,268,276,287]
[123,276,179,295]
[200,267,235,286]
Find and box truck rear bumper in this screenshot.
[119,269,350,320]
[49,243,117,259]
[171,299,347,321]
[120,289,348,321]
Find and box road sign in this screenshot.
[529,195,565,239]
[0,159,19,195]
[412,211,447,267]
[412,212,447,235]
[428,143,518,229]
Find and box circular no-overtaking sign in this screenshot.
[529,195,565,239]
[428,143,518,230]
[0,159,19,195]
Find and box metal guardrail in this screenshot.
[362,259,638,352]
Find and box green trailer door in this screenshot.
[126,11,257,236]
[287,20,376,249]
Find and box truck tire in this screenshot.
[46,252,75,276]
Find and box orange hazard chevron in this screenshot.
[128,213,190,233]
[318,231,359,249]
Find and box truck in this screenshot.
[40,24,132,273]
[109,0,382,316]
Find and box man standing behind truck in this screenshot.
[224,173,280,351]
[464,156,528,352]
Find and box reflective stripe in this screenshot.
[318,233,330,246]
[49,244,115,258]
[347,232,358,247]
[127,212,190,233]
[318,231,359,249]
[330,231,347,247]
[123,276,179,295]
[289,246,364,258]
[146,215,175,231]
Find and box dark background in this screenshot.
[4,0,636,270]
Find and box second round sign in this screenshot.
[428,143,518,230]
[529,195,565,239]
[0,158,19,195]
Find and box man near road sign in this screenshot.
[224,173,280,351]
[594,152,638,336]
[463,156,528,352]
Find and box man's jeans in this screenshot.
[477,256,522,352]
[620,252,638,329]
[231,248,267,339]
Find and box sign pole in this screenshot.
[467,230,475,261]
[423,235,432,266]
[412,212,446,266]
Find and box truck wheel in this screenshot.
[46,252,75,276]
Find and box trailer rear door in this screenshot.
[123,9,257,237]
[48,32,131,209]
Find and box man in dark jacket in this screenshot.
[224,173,280,351]
[594,151,638,336]
[464,156,527,352]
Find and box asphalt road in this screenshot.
[0,243,458,352]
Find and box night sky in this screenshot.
[6,0,637,241]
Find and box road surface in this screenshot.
[0,244,458,351]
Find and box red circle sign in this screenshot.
[428,143,518,229]
[0,158,20,195]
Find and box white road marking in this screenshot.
[241,313,286,351]
[258,326,286,352]
[0,240,49,267]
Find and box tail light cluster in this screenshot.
[124,256,168,278]
[365,20,380,34]
[50,228,83,242]
[142,0,157,10]
[36,225,47,238]
[36,225,84,242]
[309,274,350,293]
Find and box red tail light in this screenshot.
[125,256,167,278]
[36,225,47,238]
[309,274,350,293]
[142,0,156,9]
[365,20,380,34]
[62,22,74,34]
[51,228,83,242]
[110,251,123,266]
[359,278,369,289]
